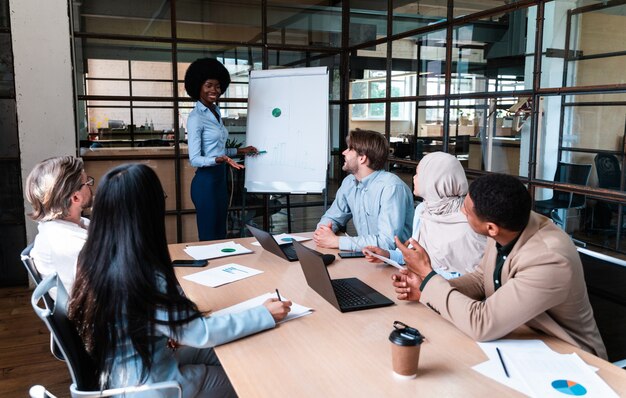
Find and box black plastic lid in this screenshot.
[388,321,424,346]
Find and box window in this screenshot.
[351,71,408,120]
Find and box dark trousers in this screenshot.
[191,165,228,241]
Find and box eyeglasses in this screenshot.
[81,176,95,188]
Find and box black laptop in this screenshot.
[246,225,334,265]
[292,241,394,313]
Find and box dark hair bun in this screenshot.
[184,58,231,101]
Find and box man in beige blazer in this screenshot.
[392,173,607,359]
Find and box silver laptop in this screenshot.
[292,241,394,313]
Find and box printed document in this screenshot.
[362,249,406,270]
[473,340,617,397]
[251,233,312,246]
[184,241,253,260]
[183,264,262,287]
[212,292,313,324]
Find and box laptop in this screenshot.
[292,241,394,313]
[246,225,334,265]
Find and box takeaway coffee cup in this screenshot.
[389,320,424,379]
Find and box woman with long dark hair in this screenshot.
[68,164,291,397]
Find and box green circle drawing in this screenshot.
[221,248,236,253]
[272,108,282,117]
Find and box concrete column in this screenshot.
[11,0,76,242]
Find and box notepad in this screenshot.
[184,241,253,260]
[212,292,313,324]
[183,264,262,287]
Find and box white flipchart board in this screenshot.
[244,67,329,193]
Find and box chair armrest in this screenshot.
[29,385,57,398]
[70,380,182,398]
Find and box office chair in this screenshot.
[592,154,626,230]
[21,244,64,361]
[534,162,592,231]
[454,135,470,155]
[595,153,621,190]
[30,273,182,398]
[578,247,626,369]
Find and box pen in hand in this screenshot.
[496,347,510,378]
[246,150,267,156]
[344,231,360,250]
[275,288,282,301]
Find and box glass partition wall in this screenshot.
[71,0,626,255]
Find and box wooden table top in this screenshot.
[170,234,626,398]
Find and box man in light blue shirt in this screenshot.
[314,129,414,251]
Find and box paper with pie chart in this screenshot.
[184,241,253,260]
[473,340,617,398]
[251,234,311,246]
[504,350,618,397]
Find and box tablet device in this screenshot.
[172,259,208,267]
[338,251,366,259]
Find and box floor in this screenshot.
[0,286,70,398]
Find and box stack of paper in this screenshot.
[251,234,311,246]
[183,264,262,288]
[473,339,618,397]
[184,241,253,260]
[212,292,313,324]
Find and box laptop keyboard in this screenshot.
[332,279,375,307]
[283,244,298,259]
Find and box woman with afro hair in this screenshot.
[184,58,257,240]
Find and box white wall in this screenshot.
[11,0,76,242]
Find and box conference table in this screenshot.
[170,234,626,397]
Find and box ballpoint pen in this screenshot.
[246,150,267,155]
[496,347,510,378]
[275,288,282,301]
[344,231,360,250]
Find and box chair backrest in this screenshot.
[552,162,592,208]
[22,244,55,311]
[578,247,626,365]
[594,153,621,190]
[454,135,470,154]
[22,244,66,361]
[21,243,43,284]
[31,273,183,397]
[31,273,99,391]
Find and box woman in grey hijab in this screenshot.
[364,152,486,277]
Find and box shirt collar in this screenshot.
[355,169,382,189]
[195,101,219,113]
[496,233,521,257]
